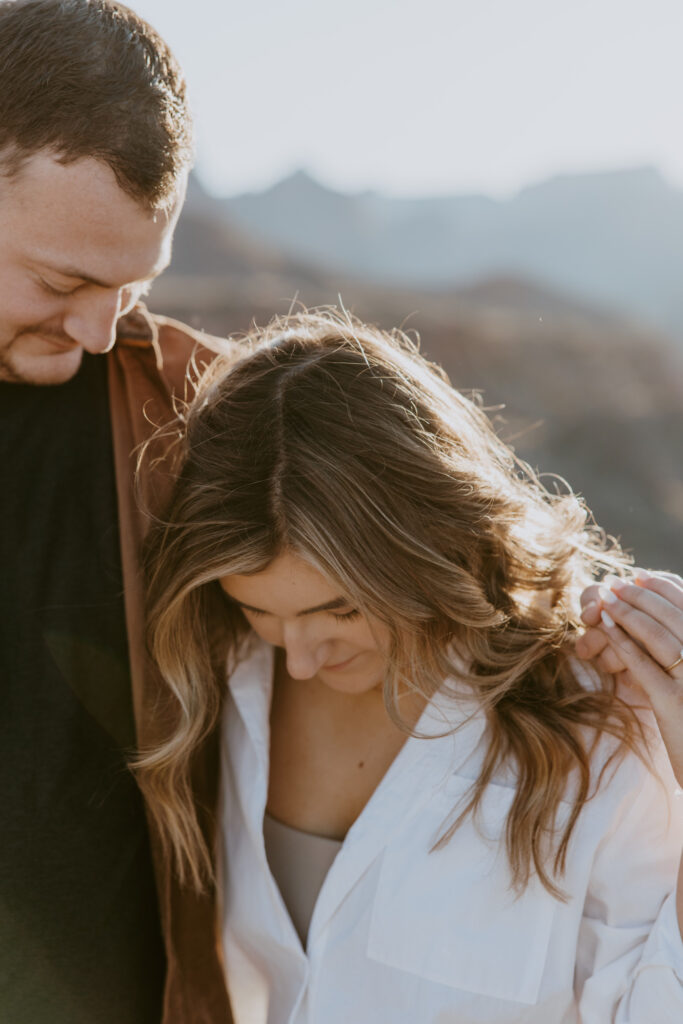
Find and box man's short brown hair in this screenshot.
[0,0,193,208]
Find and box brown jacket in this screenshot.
[108,307,232,1023]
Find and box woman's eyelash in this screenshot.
[238,605,359,622]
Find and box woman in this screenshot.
[138,310,683,1023]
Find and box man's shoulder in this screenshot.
[114,305,235,396]
[115,304,233,364]
[108,308,238,516]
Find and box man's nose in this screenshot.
[62,288,122,354]
[281,621,329,680]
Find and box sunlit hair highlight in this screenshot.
[137,309,645,894]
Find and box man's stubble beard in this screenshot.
[0,330,85,386]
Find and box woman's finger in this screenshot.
[639,569,683,586]
[577,568,683,674]
[601,578,683,667]
[601,568,683,664]
[598,606,683,705]
[630,570,683,611]
[599,612,683,784]
[593,645,628,675]
[580,599,602,627]
[580,585,602,612]
[575,624,608,660]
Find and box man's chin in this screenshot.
[0,345,85,386]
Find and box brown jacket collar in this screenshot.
[108,306,232,1023]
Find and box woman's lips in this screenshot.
[322,653,359,672]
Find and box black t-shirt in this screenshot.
[0,354,165,1023]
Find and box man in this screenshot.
[0,2,231,1020]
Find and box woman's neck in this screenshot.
[266,649,425,840]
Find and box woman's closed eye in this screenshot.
[332,609,361,622]
[237,603,361,623]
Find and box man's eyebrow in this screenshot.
[232,596,351,617]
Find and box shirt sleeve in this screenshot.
[576,738,683,1023]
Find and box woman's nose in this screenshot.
[281,621,329,680]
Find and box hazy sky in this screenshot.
[132,0,683,199]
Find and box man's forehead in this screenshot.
[1,149,185,213]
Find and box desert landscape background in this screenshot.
[148,168,683,572]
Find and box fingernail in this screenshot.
[599,587,618,605]
[633,568,652,582]
[580,601,598,624]
[601,610,616,629]
[604,574,629,594]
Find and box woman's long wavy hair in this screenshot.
[137,309,646,896]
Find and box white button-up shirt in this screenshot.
[217,635,683,1024]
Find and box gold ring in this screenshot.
[664,649,683,674]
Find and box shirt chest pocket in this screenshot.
[366,775,559,1005]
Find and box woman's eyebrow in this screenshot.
[234,596,350,617]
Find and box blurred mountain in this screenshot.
[148,172,683,571]
[221,166,683,341]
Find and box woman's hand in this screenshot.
[576,570,683,786]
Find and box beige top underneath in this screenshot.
[263,812,343,946]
